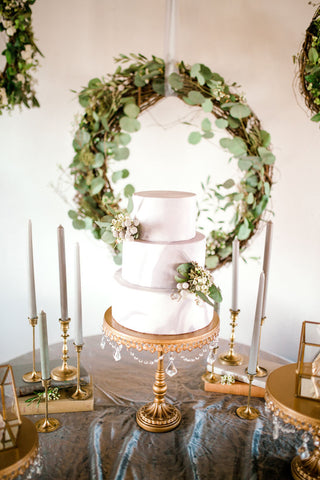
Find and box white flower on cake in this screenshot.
[111,213,139,243]
[173,261,222,306]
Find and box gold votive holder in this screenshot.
[202,343,221,384]
[23,316,41,383]
[51,318,77,382]
[219,309,243,366]
[35,378,61,433]
[236,373,260,420]
[71,344,90,400]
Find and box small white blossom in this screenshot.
[16,73,25,84]
[6,25,16,36]
[182,282,189,290]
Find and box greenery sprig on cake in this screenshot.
[111,212,139,242]
[174,262,222,306]
[0,0,42,113]
[295,5,320,122]
[69,53,274,268]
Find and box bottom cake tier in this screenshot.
[112,270,213,335]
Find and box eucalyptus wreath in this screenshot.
[0,0,41,113]
[296,5,320,122]
[69,53,274,269]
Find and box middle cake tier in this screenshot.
[122,232,206,289]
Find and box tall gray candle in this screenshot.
[247,272,265,375]
[57,225,68,320]
[74,243,83,345]
[261,221,273,319]
[28,220,37,318]
[38,310,50,380]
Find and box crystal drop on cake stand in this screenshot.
[113,344,122,362]
[166,354,178,377]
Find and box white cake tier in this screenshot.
[122,232,206,288]
[112,270,213,335]
[133,190,196,242]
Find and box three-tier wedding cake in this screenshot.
[112,190,214,335]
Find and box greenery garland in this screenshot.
[0,0,41,113]
[296,5,320,122]
[69,53,274,269]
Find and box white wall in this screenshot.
[1,0,319,364]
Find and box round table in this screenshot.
[265,363,320,480]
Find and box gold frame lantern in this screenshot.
[295,321,320,402]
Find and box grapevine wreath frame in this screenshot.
[69,53,274,269]
[0,0,41,113]
[297,5,320,122]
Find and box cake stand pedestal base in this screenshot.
[136,349,181,432]
[291,451,320,480]
[103,307,219,433]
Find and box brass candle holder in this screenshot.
[202,343,221,383]
[219,309,243,366]
[71,344,90,400]
[35,378,61,433]
[51,318,77,381]
[23,317,41,383]
[236,373,260,420]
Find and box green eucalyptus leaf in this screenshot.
[114,147,130,161]
[124,103,140,118]
[177,263,192,277]
[73,129,90,151]
[196,291,214,307]
[228,117,241,129]
[93,152,104,168]
[68,210,78,219]
[152,78,165,95]
[201,118,212,132]
[238,157,252,171]
[124,184,135,197]
[308,47,319,64]
[102,230,115,244]
[246,192,254,204]
[90,177,105,195]
[72,218,86,230]
[79,94,90,108]
[127,196,134,214]
[188,131,202,144]
[202,131,214,139]
[238,219,251,240]
[118,133,131,145]
[246,174,259,187]
[112,169,129,182]
[258,147,276,165]
[88,78,101,88]
[119,116,141,133]
[168,72,183,90]
[218,245,233,259]
[188,90,206,105]
[221,178,235,189]
[202,98,213,113]
[209,284,223,303]
[230,104,251,119]
[215,118,228,129]
[134,75,146,87]
[113,254,122,265]
[205,256,219,269]
[311,112,320,122]
[264,181,270,196]
[220,137,247,157]
[260,130,271,147]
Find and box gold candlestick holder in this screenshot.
[23,316,42,383]
[71,344,90,400]
[219,309,243,366]
[236,373,260,420]
[51,318,77,381]
[202,343,221,383]
[35,378,61,432]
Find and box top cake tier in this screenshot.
[132,190,197,242]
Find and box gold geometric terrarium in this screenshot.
[0,365,22,451]
[295,321,320,402]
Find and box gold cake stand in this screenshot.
[0,417,39,480]
[265,363,320,480]
[103,307,219,433]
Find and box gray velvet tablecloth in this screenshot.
[9,335,301,480]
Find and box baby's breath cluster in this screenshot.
[174,261,222,306]
[178,261,213,296]
[111,213,139,242]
